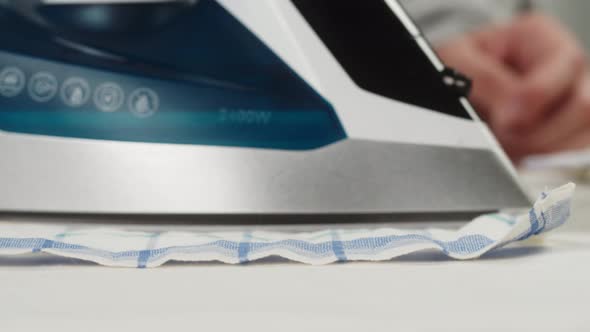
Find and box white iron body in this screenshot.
[0,0,530,216]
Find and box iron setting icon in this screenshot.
[128,87,159,118]
[28,72,58,102]
[60,77,90,107]
[0,66,26,98]
[94,82,125,112]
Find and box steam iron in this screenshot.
[0,0,529,217]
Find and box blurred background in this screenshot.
[538,0,590,49]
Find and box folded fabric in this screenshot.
[0,183,575,268]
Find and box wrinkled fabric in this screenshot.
[0,184,575,268]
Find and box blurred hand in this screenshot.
[437,13,588,162]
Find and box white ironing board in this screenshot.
[1,170,589,332]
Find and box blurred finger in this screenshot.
[515,44,585,127]
[437,38,519,119]
[497,76,590,155]
[490,14,586,132]
[553,130,590,151]
[472,24,512,60]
